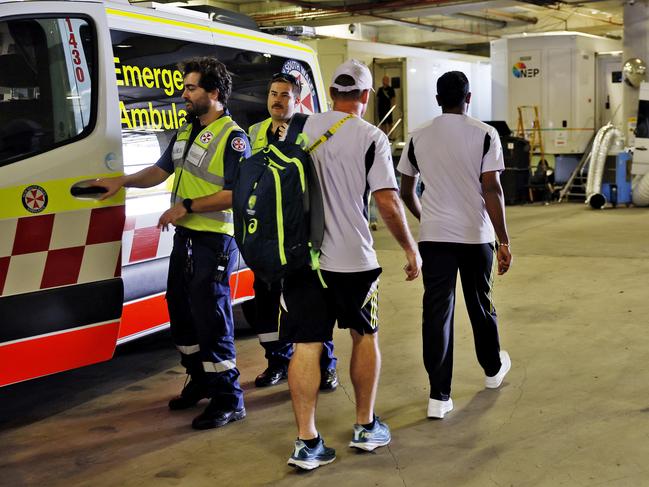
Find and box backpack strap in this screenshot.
[285,112,309,144]
[306,114,354,153]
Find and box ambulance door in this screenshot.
[0,2,124,386]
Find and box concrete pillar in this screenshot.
[623,0,649,145]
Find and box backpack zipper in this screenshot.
[267,164,287,266]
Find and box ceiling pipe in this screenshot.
[370,12,501,38]
[483,9,538,24]
[282,0,458,12]
[451,12,507,28]
[372,16,438,32]
[253,10,340,23]
[253,0,503,38]
[254,8,500,39]
[274,0,479,18]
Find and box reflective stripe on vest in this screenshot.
[248,118,272,155]
[171,116,239,234]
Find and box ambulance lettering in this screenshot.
[115,57,187,130]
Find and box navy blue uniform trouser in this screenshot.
[420,241,502,401]
[167,227,243,410]
[252,279,337,370]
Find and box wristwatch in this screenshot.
[182,198,194,213]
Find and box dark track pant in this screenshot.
[252,279,337,370]
[167,228,243,410]
[420,241,503,401]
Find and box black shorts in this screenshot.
[279,267,382,343]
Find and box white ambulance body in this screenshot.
[0,0,327,386]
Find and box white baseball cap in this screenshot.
[330,59,373,92]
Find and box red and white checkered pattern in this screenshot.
[121,213,174,265]
[0,206,124,297]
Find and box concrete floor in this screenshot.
[2,202,649,487]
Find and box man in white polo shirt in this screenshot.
[398,71,513,420]
[281,59,421,470]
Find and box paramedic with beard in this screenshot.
[95,57,251,430]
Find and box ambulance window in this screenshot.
[0,17,96,167]
[112,30,322,178]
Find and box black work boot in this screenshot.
[319,368,339,391]
[168,380,209,410]
[192,400,246,430]
[254,365,288,388]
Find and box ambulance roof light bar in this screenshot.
[259,25,316,38]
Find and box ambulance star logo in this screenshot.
[200,131,214,144]
[22,185,48,214]
[231,137,247,152]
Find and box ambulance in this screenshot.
[0,0,327,386]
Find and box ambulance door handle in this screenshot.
[70,180,108,198]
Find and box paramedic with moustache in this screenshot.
[96,57,250,430]
[247,72,339,390]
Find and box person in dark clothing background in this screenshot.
[376,75,396,137]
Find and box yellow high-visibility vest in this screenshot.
[170,116,241,235]
[248,117,273,155]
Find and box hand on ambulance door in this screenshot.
[94,176,126,200]
[96,166,171,200]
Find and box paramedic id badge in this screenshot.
[186,144,207,167]
[172,141,186,160]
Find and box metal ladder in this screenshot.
[558,135,595,202]
[517,105,545,166]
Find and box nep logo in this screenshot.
[512,62,540,78]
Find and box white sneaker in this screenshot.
[427,398,453,419]
[485,351,511,389]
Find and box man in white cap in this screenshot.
[280,59,421,470]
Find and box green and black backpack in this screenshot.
[233,113,351,284]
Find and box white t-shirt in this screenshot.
[397,113,504,244]
[303,111,397,272]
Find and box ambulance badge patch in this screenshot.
[200,131,214,144]
[231,137,247,152]
[281,60,320,115]
[22,185,48,214]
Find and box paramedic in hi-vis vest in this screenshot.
[96,57,251,430]
[247,72,338,390]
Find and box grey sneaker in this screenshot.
[349,416,391,451]
[287,437,336,470]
